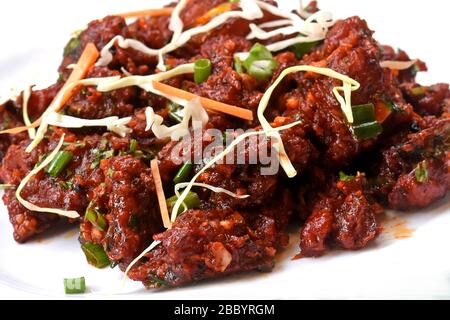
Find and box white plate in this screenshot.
[0,0,449,299]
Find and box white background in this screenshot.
[0,0,449,299]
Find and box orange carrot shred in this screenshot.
[152,81,254,121]
[0,43,99,135]
[151,159,172,229]
[117,8,173,19]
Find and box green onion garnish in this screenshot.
[353,122,382,140]
[194,58,212,84]
[63,37,80,57]
[233,57,244,74]
[411,86,427,96]
[339,171,355,182]
[64,277,86,294]
[415,161,428,183]
[247,60,277,81]
[352,103,376,125]
[81,242,110,268]
[243,43,277,81]
[45,151,73,177]
[129,139,138,154]
[85,204,107,231]
[351,103,382,140]
[290,39,321,59]
[166,191,200,215]
[173,163,193,184]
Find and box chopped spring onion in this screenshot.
[233,57,244,74]
[242,43,277,80]
[0,184,16,190]
[166,191,200,215]
[339,171,355,182]
[194,59,212,84]
[173,162,193,184]
[64,277,86,294]
[415,161,428,183]
[63,36,80,57]
[129,139,138,154]
[411,86,427,96]
[352,103,376,126]
[45,151,73,177]
[352,122,382,140]
[16,135,80,219]
[290,39,321,59]
[85,204,107,231]
[81,242,110,268]
[248,60,277,81]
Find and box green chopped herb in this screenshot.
[243,43,277,81]
[85,204,107,231]
[290,39,321,59]
[60,181,73,190]
[129,139,138,154]
[90,148,114,169]
[45,151,73,177]
[2,117,10,130]
[148,274,171,287]
[194,58,212,84]
[108,167,114,178]
[233,57,244,74]
[63,37,81,57]
[411,86,427,96]
[166,191,200,215]
[339,171,355,182]
[58,72,65,82]
[415,161,428,183]
[64,277,86,294]
[173,162,193,184]
[352,121,383,140]
[81,242,110,268]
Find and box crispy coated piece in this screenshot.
[401,83,449,117]
[100,156,162,267]
[300,174,383,257]
[128,190,293,287]
[371,117,450,210]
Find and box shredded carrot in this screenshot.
[0,122,40,135]
[0,43,99,136]
[117,8,173,19]
[194,2,234,26]
[152,81,254,121]
[375,101,392,123]
[150,159,172,229]
[55,43,99,113]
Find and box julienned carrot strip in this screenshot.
[152,81,254,121]
[54,43,99,113]
[0,121,40,134]
[194,3,233,26]
[117,8,173,19]
[0,43,99,135]
[150,159,172,229]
